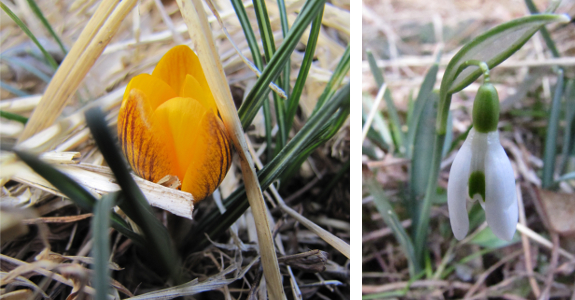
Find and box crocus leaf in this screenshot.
[92,192,116,300]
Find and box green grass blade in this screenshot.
[556,172,575,182]
[184,83,349,252]
[0,2,59,70]
[524,0,560,57]
[285,4,324,130]
[0,110,28,124]
[366,50,404,153]
[542,69,564,188]
[14,150,142,244]
[85,107,181,283]
[366,50,384,87]
[313,44,350,113]
[1,56,52,83]
[230,0,273,161]
[366,177,418,276]
[253,0,287,150]
[0,80,30,97]
[25,0,67,55]
[92,192,116,300]
[238,0,326,129]
[559,79,575,175]
[405,63,439,158]
[277,0,291,98]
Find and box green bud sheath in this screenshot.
[472,83,500,133]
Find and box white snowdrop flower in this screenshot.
[447,83,518,241]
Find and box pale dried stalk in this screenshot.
[18,0,137,142]
[0,254,97,296]
[517,183,541,297]
[174,0,286,299]
[361,83,387,143]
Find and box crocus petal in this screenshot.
[152,97,206,181]
[125,74,178,111]
[117,89,177,182]
[181,112,232,203]
[151,45,213,100]
[447,129,474,240]
[180,74,218,116]
[484,131,518,241]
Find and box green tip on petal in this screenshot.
[468,171,486,202]
[472,83,500,133]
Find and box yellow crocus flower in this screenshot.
[118,45,232,203]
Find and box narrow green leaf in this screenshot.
[1,56,52,83]
[277,0,291,98]
[437,14,570,133]
[556,172,575,182]
[85,107,181,283]
[238,0,326,129]
[1,2,59,70]
[367,177,418,276]
[524,0,560,58]
[559,79,575,175]
[92,192,116,300]
[366,50,384,88]
[230,0,273,162]
[14,150,142,244]
[469,226,520,249]
[542,70,564,188]
[313,44,350,113]
[285,5,324,130]
[366,50,404,153]
[409,91,438,221]
[253,0,287,150]
[405,62,439,158]
[0,110,28,124]
[26,0,67,55]
[0,80,30,97]
[184,83,349,252]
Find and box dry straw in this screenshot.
[174,0,286,298]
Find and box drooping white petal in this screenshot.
[484,131,518,241]
[447,129,474,240]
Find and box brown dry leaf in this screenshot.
[0,260,58,285]
[22,213,93,225]
[0,289,34,300]
[59,264,89,300]
[538,188,575,236]
[0,207,29,244]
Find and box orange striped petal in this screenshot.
[117,89,178,183]
[181,74,218,116]
[151,45,213,100]
[152,97,232,202]
[181,111,232,202]
[125,74,178,111]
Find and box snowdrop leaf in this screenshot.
[438,14,570,133]
[469,226,520,249]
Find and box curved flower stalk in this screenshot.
[118,45,232,203]
[448,82,518,241]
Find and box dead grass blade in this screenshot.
[174,1,285,298]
